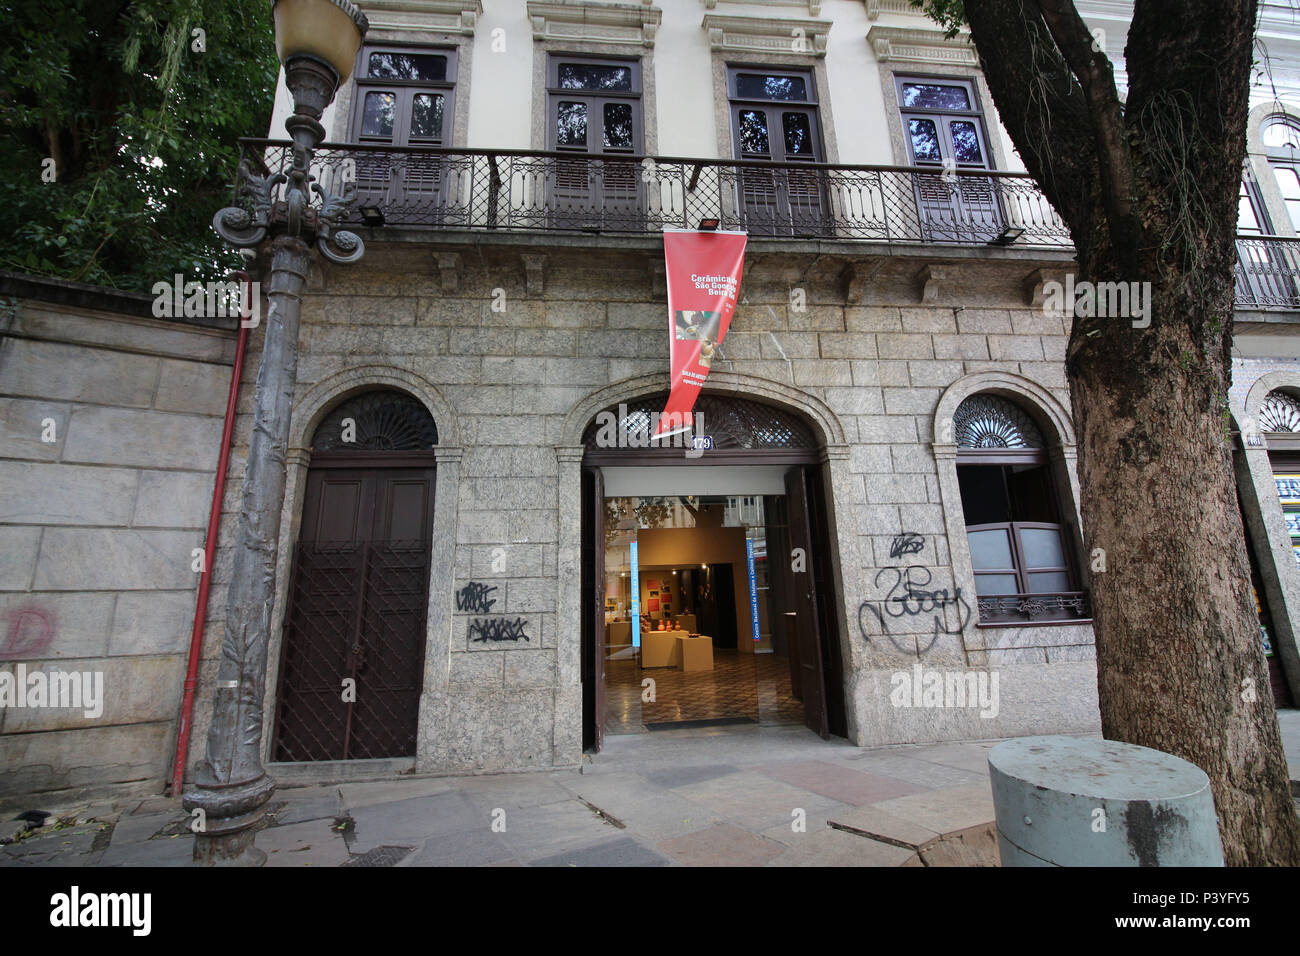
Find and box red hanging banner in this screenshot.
[654,229,748,441]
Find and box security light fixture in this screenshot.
[991,225,1025,246]
[698,218,721,231]
[359,205,385,228]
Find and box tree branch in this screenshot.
[1032,0,1139,246]
[962,0,1096,234]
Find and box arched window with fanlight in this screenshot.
[954,394,1088,624]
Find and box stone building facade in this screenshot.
[4,0,1300,802]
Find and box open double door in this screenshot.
[581,463,845,751]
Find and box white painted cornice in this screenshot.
[702,13,832,57]
[528,0,663,47]
[704,0,823,19]
[358,0,483,35]
[867,25,976,66]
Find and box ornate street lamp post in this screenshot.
[185,0,369,866]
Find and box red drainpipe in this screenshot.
[170,270,253,797]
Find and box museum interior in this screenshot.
[602,494,807,732]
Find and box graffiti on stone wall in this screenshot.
[1,605,56,660]
[458,580,531,643]
[456,581,498,614]
[469,617,531,643]
[888,531,925,559]
[859,533,970,655]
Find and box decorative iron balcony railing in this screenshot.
[1235,236,1300,309]
[228,141,1300,310]
[235,138,1073,248]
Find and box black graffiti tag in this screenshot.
[469,617,531,643]
[888,531,925,559]
[456,581,498,614]
[858,566,971,654]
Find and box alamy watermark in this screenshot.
[0,664,104,719]
[889,661,999,718]
[152,275,260,327]
[1042,273,1151,328]
[50,886,150,936]
[589,404,709,459]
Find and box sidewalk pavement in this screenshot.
[4,712,1298,868]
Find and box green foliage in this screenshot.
[0,1,278,292]
[909,0,968,39]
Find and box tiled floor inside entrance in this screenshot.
[604,647,805,733]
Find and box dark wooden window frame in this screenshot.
[545,53,644,152]
[350,43,459,146]
[1238,174,1275,236]
[893,73,993,169]
[725,64,825,161]
[957,445,1089,627]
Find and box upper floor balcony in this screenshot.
[234,138,1300,311]
[238,138,1071,248]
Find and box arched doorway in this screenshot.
[579,391,847,750]
[272,390,439,761]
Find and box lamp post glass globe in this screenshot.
[272,0,368,81]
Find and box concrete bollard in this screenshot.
[988,735,1224,866]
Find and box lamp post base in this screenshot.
[184,773,276,867]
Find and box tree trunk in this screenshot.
[957,0,1300,865]
[1068,253,1300,866]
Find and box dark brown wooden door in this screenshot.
[785,466,829,738]
[274,463,435,761]
[582,467,607,751]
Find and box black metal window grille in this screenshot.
[312,390,438,452]
[1259,390,1300,433]
[582,392,817,450]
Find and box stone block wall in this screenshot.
[0,285,236,803]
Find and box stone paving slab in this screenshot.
[656,823,786,866]
[901,742,999,774]
[0,823,107,866]
[401,829,517,867]
[643,764,740,789]
[752,758,930,806]
[497,800,624,860]
[671,769,846,832]
[823,804,944,849]
[450,772,575,810]
[846,753,987,789]
[259,818,350,868]
[867,783,997,835]
[529,835,670,867]
[100,833,193,867]
[269,786,345,826]
[336,776,456,811]
[567,789,723,843]
[765,827,917,867]
[346,791,482,855]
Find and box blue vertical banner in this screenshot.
[630,541,640,647]
[745,538,760,642]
